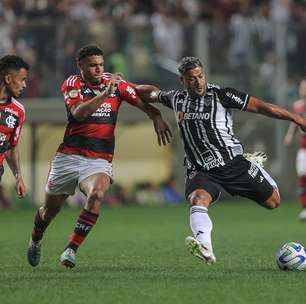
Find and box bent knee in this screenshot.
[87,188,105,203]
[263,190,280,209]
[189,189,212,208]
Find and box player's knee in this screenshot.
[264,190,280,209]
[189,189,212,208]
[87,188,105,203]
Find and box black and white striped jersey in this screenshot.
[158,83,250,171]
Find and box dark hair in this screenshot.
[0,55,29,73]
[177,57,202,75]
[76,45,104,61]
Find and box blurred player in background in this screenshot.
[284,79,306,220]
[136,57,306,265]
[0,55,28,198]
[27,45,172,268]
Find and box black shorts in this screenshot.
[185,156,275,204]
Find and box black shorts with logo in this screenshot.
[185,156,275,204]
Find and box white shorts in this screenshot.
[45,152,113,195]
[296,149,306,176]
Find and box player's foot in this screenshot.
[60,248,76,268]
[298,209,306,221]
[27,239,42,267]
[244,151,267,167]
[185,236,216,265]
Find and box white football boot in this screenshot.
[60,248,76,268]
[185,236,216,265]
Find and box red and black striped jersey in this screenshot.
[58,73,139,161]
[292,99,306,148]
[0,98,25,166]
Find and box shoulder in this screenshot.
[61,75,82,91]
[11,98,25,115]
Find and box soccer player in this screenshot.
[0,55,28,198]
[135,56,306,264]
[27,45,172,268]
[284,79,306,220]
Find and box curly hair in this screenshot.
[177,57,202,75]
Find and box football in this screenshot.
[276,242,306,271]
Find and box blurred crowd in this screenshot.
[1,0,306,97]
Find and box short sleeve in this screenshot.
[118,81,139,106]
[218,87,249,111]
[61,77,83,110]
[158,90,176,109]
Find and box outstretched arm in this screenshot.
[134,85,161,104]
[247,96,306,131]
[5,146,26,198]
[135,99,172,146]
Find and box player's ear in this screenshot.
[4,74,11,85]
[179,75,185,86]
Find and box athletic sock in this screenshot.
[66,209,99,252]
[31,208,50,242]
[190,205,213,248]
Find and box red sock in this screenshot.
[67,209,99,251]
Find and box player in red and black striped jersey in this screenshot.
[284,79,306,220]
[0,55,28,198]
[27,45,172,268]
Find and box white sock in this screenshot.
[190,205,213,248]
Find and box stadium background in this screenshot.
[1,0,306,206]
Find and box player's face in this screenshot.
[5,68,28,98]
[299,80,306,99]
[79,55,104,85]
[180,66,206,97]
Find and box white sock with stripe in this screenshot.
[190,205,213,249]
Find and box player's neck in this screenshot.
[0,85,9,103]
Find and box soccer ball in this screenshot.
[276,242,306,271]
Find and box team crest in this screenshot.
[204,96,212,106]
[68,90,79,98]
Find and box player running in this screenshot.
[27,45,172,268]
[135,56,306,264]
[0,55,28,198]
[284,79,306,220]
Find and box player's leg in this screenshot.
[27,152,78,267]
[27,193,68,267]
[233,158,280,209]
[185,170,220,264]
[296,149,306,220]
[60,172,111,268]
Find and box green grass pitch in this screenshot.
[0,201,305,304]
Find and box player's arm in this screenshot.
[121,83,172,145]
[71,79,118,121]
[284,122,297,145]
[5,146,26,198]
[246,96,306,131]
[134,84,161,104]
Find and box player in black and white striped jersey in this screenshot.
[136,56,306,264]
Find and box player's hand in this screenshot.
[152,115,172,146]
[102,74,122,98]
[16,176,26,198]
